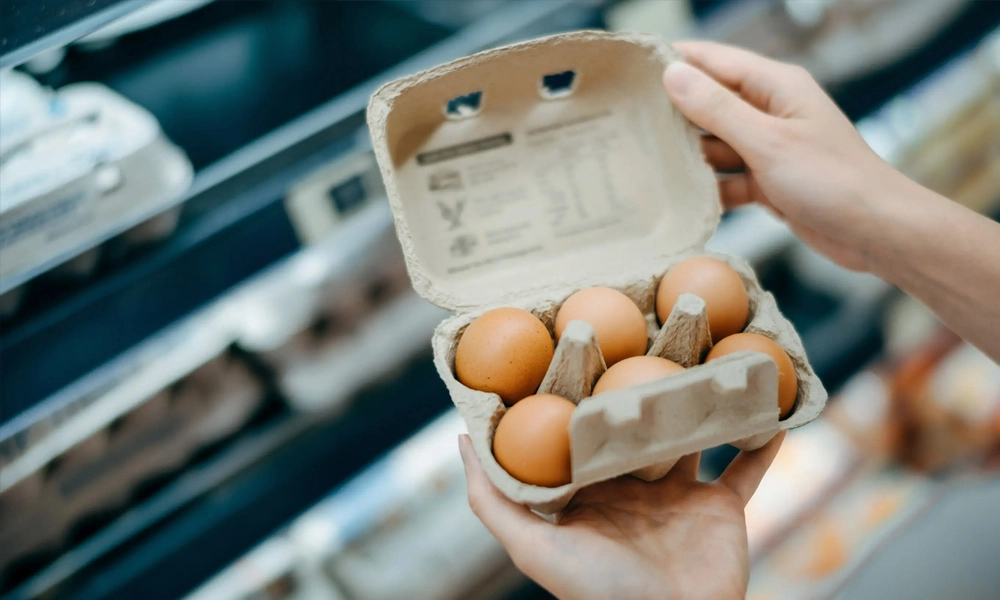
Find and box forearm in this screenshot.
[866,173,1000,362]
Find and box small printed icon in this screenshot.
[450,234,477,258]
[429,170,463,191]
[436,199,465,230]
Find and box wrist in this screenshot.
[858,166,950,286]
[851,162,920,277]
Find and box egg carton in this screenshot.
[368,30,827,513]
[0,352,265,577]
[0,72,192,299]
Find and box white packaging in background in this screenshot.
[0,80,193,292]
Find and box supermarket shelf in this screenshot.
[0,2,457,301]
[0,196,446,597]
[5,0,995,423]
[3,6,999,598]
[0,0,155,69]
[181,410,517,600]
[2,355,452,600]
[0,0,602,422]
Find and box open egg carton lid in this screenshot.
[367,30,721,313]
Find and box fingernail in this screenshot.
[663,61,699,96]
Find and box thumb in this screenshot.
[663,61,772,158]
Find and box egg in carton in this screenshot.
[368,30,827,513]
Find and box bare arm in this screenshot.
[662,41,1000,362]
[868,172,1000,359]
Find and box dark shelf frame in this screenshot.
[0,0,156,69]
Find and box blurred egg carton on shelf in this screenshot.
[236,153,449,414]
[0,68,194,317]
[183,536,347,600]
[0,308,266,588]
[251,291,449,414]
[185,411,522,600]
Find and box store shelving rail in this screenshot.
[0,0,156,69]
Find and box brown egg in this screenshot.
[455,307,553,406]
[656,257,749,343]
[592,355,685,395]
[555,287,647,367]
[492,393,575,487]
[705,333,798,418]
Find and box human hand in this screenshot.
[460,432,786,600]
[662,41,911,272]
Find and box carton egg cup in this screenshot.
[368,30,827,513]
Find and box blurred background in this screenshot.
[1,1,999,599]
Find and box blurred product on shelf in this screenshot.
[0,69,193,312]
[284,152,389,246]
[828,292,1000,474]
[700,0,971,86]
[881,295,946,361]
[748,469,936,600]
[823,368,898,460]
[241,232,447,413]
[0,324,266,591]
[889,335,1000,473]
[238,162,450,412]
[606,0,973,86]
[744,420,863,558]
[254,292,447,413]
[184,411,521,600]
[858,27,1000,214]
[604,0,695,39]
[0,70,50,143]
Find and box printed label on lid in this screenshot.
[411,108,657,277]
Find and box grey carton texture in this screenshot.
[368,30,827,513]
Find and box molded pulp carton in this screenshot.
[368,30,827,513]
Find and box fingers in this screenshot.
[673,40,805,116]
[459,435,553,561]
[717,173,778,214]
[669,452,701,481]
[719,176,752,209]
[718,431,787,505]
[663,61,773,157]
[702,136,745,173]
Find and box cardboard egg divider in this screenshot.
[367,30,828,513]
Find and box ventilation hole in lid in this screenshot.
[445,91,483,119]
[541,70,577,98]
